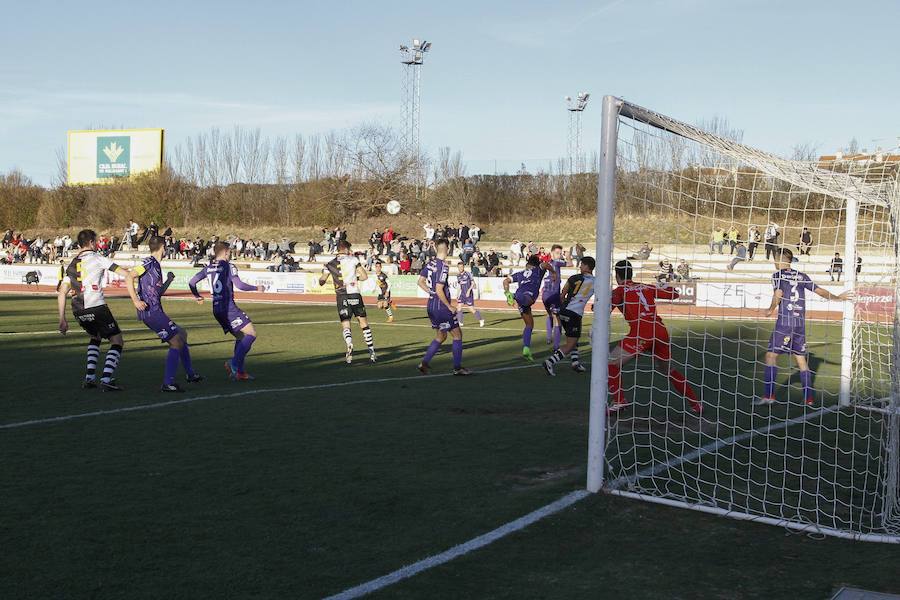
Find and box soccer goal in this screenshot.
[587,96,900,543]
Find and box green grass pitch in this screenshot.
[1,295,898,599]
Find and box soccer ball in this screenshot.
[386,200,402,215]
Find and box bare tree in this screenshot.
[291,133,306,183]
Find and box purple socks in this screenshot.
[523,326,533,348]
[452,339,463,369]
[456,310,464,326]
[422,339,441,365]
[180,344,195,377]
[800,370,813,400]
[234,335,256,373]
[164,347,180,385]
[764,365,777,398]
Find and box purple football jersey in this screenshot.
[135,256,165,317]
[457,271,474,303]
[422,258,451,309]
[541,259,566,298]
[189,260,256,317]
[772,268,817,328]
[512,266,546,303]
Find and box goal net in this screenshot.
[589,97,900,542]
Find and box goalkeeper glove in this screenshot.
[505,291,515,306]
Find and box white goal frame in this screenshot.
[586,95,900,543]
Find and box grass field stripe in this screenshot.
[0,364,538,430]
[322,489,591,600]
[322,405,838,599]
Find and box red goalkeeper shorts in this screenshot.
[619,324,671,361]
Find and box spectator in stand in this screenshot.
[509,239,522,266]
[747,225,761,261]
[727,225,739,254]
[53,235,63,260]
[266,239,277,260]
[461,238,475,264]
[525,240,538,259]
[828,252,844,281]
[486,249,501,276]
[675,259,691,281]
[128,220,139,248]
[727,241,748,270]
[572,242,585,267]
[423,223,435,241]
[398,251,412,274]
[798,227,813,256]
[656,259,674,283]
[857,255,862,274]
[764,222,780,260]
[458,223,469,245]
[308,239,323,262]
[470,224,481,243]
[628,241,652,261]
[709,226,725,254]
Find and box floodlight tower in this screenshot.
[399,38,432,198]
[566,92,590,174]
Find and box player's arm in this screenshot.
[231,270,263,293]
[318,267,331,287]
[814,286,853,302]
[560,276,576,305]
[188,268,207,303]
[124,266,148,311]
[159,271,176,295]
[654,282,680,300]
[356,263,368,282]
[56,279,71,334]
[540,261,558,282]
[765,288,783,317]
[416,274,431,296]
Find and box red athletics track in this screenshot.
[0,283,859,322]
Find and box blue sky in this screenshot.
[1,0,898,185]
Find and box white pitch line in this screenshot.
[321,490,591,600]
[0,364,538,430]
[322,404,836,599]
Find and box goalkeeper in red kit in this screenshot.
[607,260,702,415]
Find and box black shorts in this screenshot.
[559,309,582,339]
[377,292,392,303]
[73,305,122,339]
[337,293,367,320]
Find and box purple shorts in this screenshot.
[515,291,536,315]
[215,305,252,335]
[768,323,807,355]
[542,293,561,314]
[140,310,181,342]
[458,295,474,307]
[427,303,459,332]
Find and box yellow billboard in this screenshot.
[67,128,164,184]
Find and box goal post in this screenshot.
[587,95,900,543]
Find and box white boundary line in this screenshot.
[321,405,841,599]
[0,364,537,430]
[321,490,591,600]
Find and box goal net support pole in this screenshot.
[587,95,622,492]
[840,195,858,407]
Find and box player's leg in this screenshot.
[654,344,701,415]
[177,328,202,383]
[231,322,257,380]
[456,303,465,327]
[521,307,535,360]
[607,343,638,411]
[384,299,395,322]
[161,328,185,391]
[97,307,124,391]
[357,311,376,362]
[793,354,814,406]
[449,326,470,375]
[419,329,447,374]
[470,303,484,327]
[551,311,562,352]
[756,326,788,405]
[84,336,102,388]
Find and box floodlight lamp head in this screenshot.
[399,44,408,51]
[413,38,420,47]
[422,41,431,51]
[564,96,572,102]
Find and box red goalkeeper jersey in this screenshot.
[611,281,679,335]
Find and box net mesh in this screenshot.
[603,99,900,540]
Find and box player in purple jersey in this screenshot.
[502,255,557,360]
[189,241,265,381]
[756,247,852,407]
[125,236,203,392]
[455,262,484,328]
[541,244,566,351]
[417,238,471,376]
